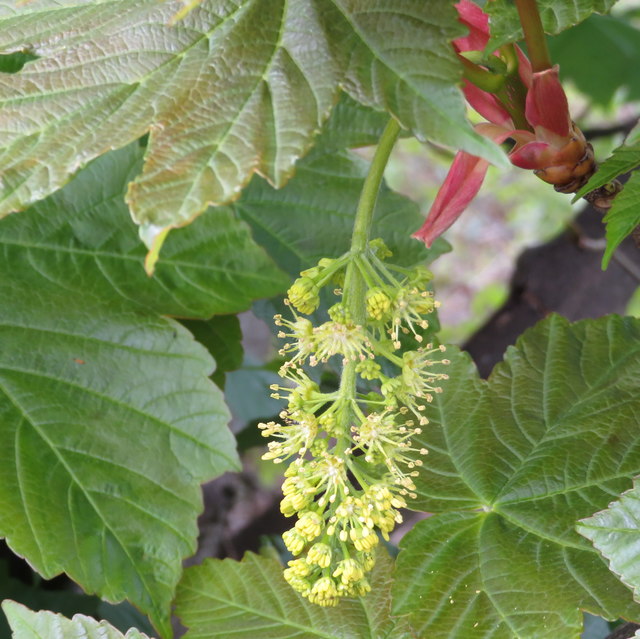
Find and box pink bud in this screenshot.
[462,81,512,128]
[454,0,490,51]
[413,124,515,246]
[525,66,571,142]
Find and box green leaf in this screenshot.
[600,171,640,268]
[0,143,288,318]
[0,243,240,634]
[180,315,244,387]
[549,14,640,106]
[2,601,153,639]
[311,95,393,153]
[393,315,640,638]
[175,550,413,638]
[0,0,504,241]
[0,51,38,73]
[578,478,640,603]
[486,0,618,50]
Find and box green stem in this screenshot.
[514,0,552,72]
[350,118,402,256]
[458,53,505,94]
[337,117,401,446]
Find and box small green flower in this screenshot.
[313,321,372,364]
[308,577,340,607]
[295,510,324,541]
[286,558,312,577]
[283,571,311,594]
[332,558,364,584]
[328,302,351,324]
[366,287,392,321]
[307,542,332,568]
[283,529,307,555]
[355,358,382,381]
[369,237,393,260]
[287,276,320,314]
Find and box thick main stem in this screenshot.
[338,117,401,442]
[514,0,552,72]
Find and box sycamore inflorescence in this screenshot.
[259,239,449,606]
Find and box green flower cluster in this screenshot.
[259,240,449,606]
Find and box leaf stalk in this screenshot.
[514,0,552,72]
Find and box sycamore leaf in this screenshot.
[393,315,640,639]
[486,0,618,50]
[2,601,153,639]
[0,185,242,634]
[175,550,413,638]
[310,94,393,154]
[0,0,504,248]
[578,478,640,603]
[0,143,288,318]
[170,0,205,22]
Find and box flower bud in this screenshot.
[287,277,320,314]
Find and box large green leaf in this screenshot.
[0,227,241,635]
[175,550,413,638]
[393,315,640,638]
[0,0,504,245]
[486,0,618,49]
[2,601,153,639]
[578,478,640,602]
[549,14,640,106]
[0,143,288,317]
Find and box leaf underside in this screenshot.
[578,478,640,603]
[393,315,640,638]
[0,0,504,243]
[2,601,153,639]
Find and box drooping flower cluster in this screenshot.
[259,241,449,606]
